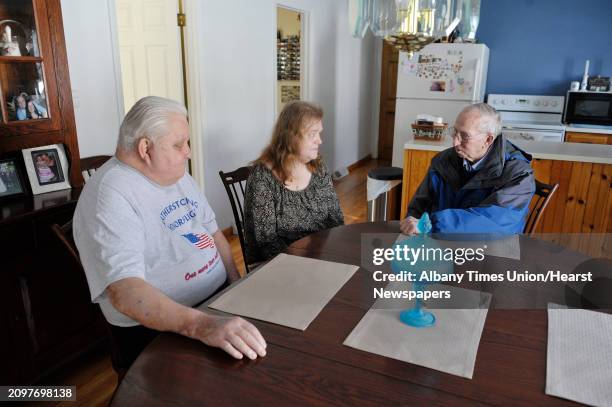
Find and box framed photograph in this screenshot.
[22,144,71,195]
[7,91,49,122]
[0,158,26,199]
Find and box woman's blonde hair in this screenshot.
[255,101,323,183]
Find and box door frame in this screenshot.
[107,0,206,188]
[183,0,205,188]
[275,4,309,118]
[107,0,126,132]
[371,38,383,159]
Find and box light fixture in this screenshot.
[349,0,481,55]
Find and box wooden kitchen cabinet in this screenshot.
[565,131,612,145]
[530,158,611,233]
[400,148,437,220]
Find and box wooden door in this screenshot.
[377,42,398,163]
[116,0,184,112]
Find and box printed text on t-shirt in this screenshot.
[159,197,199,231]
[184,251,220,281]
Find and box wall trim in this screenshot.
[371,38,383,159]
[184,0,206,190]
[107,0,126,126]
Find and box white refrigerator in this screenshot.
[391,43,490,167]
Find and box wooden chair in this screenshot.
[80,155,111,182]
[523,180,559,235]
[218,166,252,272]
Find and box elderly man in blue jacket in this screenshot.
[400,103,535,235]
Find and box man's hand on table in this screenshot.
[399,216,419,235]
[107,277,266,360]
[194,313,267,360]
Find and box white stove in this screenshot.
[487,94,566,142]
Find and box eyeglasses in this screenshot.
[449,127,488,143]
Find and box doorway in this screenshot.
[114,0,185,113]
[276,7,305,115]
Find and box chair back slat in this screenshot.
[80,155,112,183]
[523,179,559,235]
[230,182,245,223]
[219,166,252,272]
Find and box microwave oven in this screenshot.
[563,91,612,126]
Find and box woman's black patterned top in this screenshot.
[244,162,344,264]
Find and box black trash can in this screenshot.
[367,166,403,222]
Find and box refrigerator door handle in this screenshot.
[473,57,482,101]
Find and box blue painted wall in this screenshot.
[477,0,612,96]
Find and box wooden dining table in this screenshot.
[110,222,585,406]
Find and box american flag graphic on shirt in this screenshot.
[182,232,216,250]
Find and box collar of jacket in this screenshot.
[431,135,532,191]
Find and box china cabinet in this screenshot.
[0,0,106,385]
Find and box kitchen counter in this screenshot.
[404,135,612,164]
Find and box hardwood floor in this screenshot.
[39,158,385,406]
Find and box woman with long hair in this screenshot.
[244,101,344,264]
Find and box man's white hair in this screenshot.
[117,96,187,151]
[461,102,502,136]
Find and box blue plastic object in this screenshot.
[399,282,436,327]
[393,213,439,328]
[416,212,432,234]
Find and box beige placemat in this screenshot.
[546,304,612,406]
[208,253,359,330]
[344,281,491,378]
[395,233,520,260]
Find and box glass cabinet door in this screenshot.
[0,0,61,136]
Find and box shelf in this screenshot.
[0,56,43,63]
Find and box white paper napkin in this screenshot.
[546,304,612,406]
[344,281,491,378]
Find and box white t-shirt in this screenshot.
[73,158,226,327]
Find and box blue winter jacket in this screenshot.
[407,135,535,234]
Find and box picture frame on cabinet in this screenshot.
[0,157,26,200]
[8,92,49,121]
[22,144,71,195]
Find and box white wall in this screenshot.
[197,0,377,230]
[60,0,378,230]
[331,0,375,172]
[60,0,123,158]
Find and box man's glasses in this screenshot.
[449,127,488,143]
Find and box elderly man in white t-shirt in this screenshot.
[73,96,266,371]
